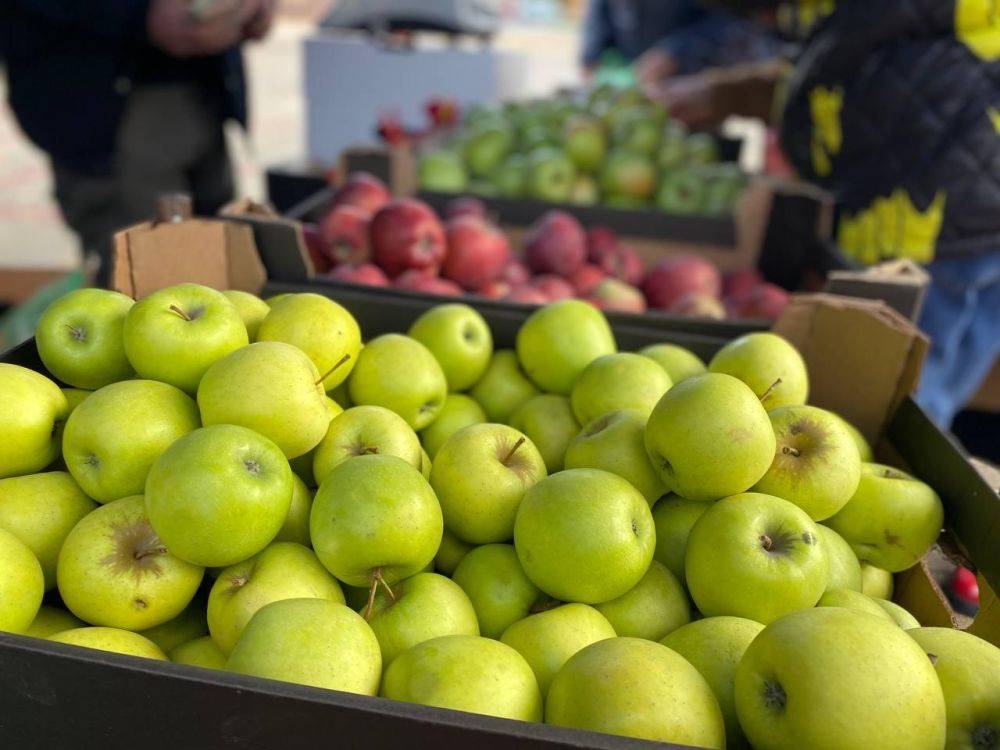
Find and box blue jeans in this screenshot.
[916,251,1000,428]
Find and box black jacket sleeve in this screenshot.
[10,0,151,42]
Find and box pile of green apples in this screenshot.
[418,87,745,216]
[1,283,997,750]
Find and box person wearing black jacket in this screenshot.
[0,0,274,285]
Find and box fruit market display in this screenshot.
[308,171,788,319]
[2,283,996,750]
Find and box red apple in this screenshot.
[641,254,722,310]
[667,293,727,319]
[524,210,587,277]
[730,283,790,320]
[442,216,511,291]
[531,274,576,301]
[586,226,619,265]
[395,269,463,297]
[370,199,447,277]
[301,222,331,274]
[319,204,371,266]
[331,172,391,214]
[506,286,549,305]
[477,280,512,299]
[571,264,608,296]
[587,278,647,314]
[723,269,765,301]
[500,260,531,287]
[327,263,389,287]
[599,244,645,286]
[444,196,488,221]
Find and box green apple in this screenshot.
[685,132,720,164]
[600,150,658,201]
[419,447,432,479]
[638,343,706,384]
[431,423,546,545]
[516,300,617,395]
[644,373,776,501]
[500,603,615,696]
[826,463,944,572]
[658,122,689,169]
[226,598,381,694]
[546,637,725,747]
[418,150,468,193]
[908,627,1000,750]
[610,107,661,155]
[207,541,343,654]
[0,364,68,479]
[816,588,895,622]
[145,425,293,567]
[273,473,313,546]
[508,395,578,473]
[366,572,479,666]
[0,527,44,634]
[595,561,689,641]
[0,471,96,588]
[53,388,91,451]
[491,154,527,197]
[708,332,809,409]
[24,605,85,638]
[650,494,711,581]
[685,492,827,623]
[49,626,167,660]
[662,616,766,750]
[465,125,513,178]
[138,604,207,652]
[564,115,607,173]
[169,635,226,670]
[569,174,600,204]
[256,292,361,391]
[123,282,248,393]
[816,524,862,592]
[348,334,447,431]
[565,410,665,506]
[525,146,576,203]
[875,598,920,629]
[222,290,270,341]
[434,528,473,576]
[265,293,291,307]
[63,379,199,503]
[310,454,441,596]
[469,350,539,422]
[452,543,545,639]
[57,495,203,629]
[381,634,541,720]
[36,288,135,389]
[198,341,330,459]
[753,405,862,520]
[514,469,654,604]
[312,405,421,485]
[288,398,341,489]
[833,412,874,461]
[656,168,706,213]
[408,304,493,392]
[419,394,486,460]
[570,353,672,427]
[861,563,894,599]
[735,607,946,750]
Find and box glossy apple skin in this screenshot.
[330,171,391,214]
[370,199,447,277]
[319,203,371,266]
[641,255,722,311]
[524,211,587,277]
[442,216,511,291]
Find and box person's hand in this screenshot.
[147,0,266,58]
[635,47,678,99]
[649,72,729,129]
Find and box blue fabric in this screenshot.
[916,251,1000,427]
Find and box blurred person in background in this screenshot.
[0,0,276,286]
[639,0,1000,429]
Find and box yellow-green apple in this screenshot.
[36,288,134,389]
[169,635,226,670]
[24,605,84,638]
[418,150,467,192]
[644,373,776,501]
[668,292,727,319]
[312,405,421,485]
[523,211,587,278]
[273,473,313,546]
[370,199,447,277]
[595,561,689,640]
[599,150,657,201]
[469,350,539,422]
[49,627,167,660]
[0,364,67,478]
[508,395,579,473]
[226,598,381,694]
[685,493,827,623]
[408,304,493,390]
[465,123,513,177]
[0,527,43,633]
[419,447,432,479]
[816,524,862,592]
[138,604,206,653]
[826,463,944,572]
[860,563,894,599]
[265,293,291,307]
[708,332,808,408]
[63,379,199,503]
[514,469,654,603]
[222,290,269,341]
[546,637,725,747]
[816,588,895,622]
[735,607,946,750]
[641,255,721,311]
[833,412,874,461]
[564,114,607,173]
[651,494,711,581]
[569,174,600,204]
[610,106,661,155]
[123,283,248,393]
[875,599,920,629]
[441,219,511,292]
[452,543,545,639]
[570,353,672,426]
[145,425,293,567]
[434,528,473,576]
[492,154,527,197]
[525,148,576,204]
[420,394,486,460]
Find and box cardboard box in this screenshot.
[824,259,930,322]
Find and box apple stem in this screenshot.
[134,543,167,561]
[168,304,192,321]
[377,575,396,602]
[502,437,526,466]
[315,354,351,385]
[362,568,381,621]
[782,446,801,457]
[759,378,782,404]
[760,534,774,551]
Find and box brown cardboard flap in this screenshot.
[825,259,930,322]
[895,560,970,630]
[224,215,314,282]
[969,574,1000,646]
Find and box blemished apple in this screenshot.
[312,405,422,485]
[169,635,227,670]
[586,278,647,313]
[708,332,809,409]
[24,605,85,639]
[138,603,207,653]
[419,394,486,460]
[319,203,371,266]
[525,147,576,203]
[226,598,381,694]
[431,423,546,545]
[599,150,657,201]
[408,304,493,392]
[327,262,390,287]
[641,255,722,311]
[441,217,511,291]
[546,637,725,748]
[651,494,711,581]
[662,616,766,750]
[816,588,895,622]
[273,473,314,546]
[685,493,828,624]
[330,171,391,214]
[366,572,479,665]
[49,627,167,660]
[0,527,44,634]
[595,561,690,641]
[734,607,946,750]
[57,495,203,630]
[861,563,894,599]
[370,199,447,277]
[418,150,468,193]
[123,283,248,393]
[514,469,654,604]
[644,373,776,502]
[530,275,576,302]
[434,528,473,576]
[452,543,545,639]
[348,334,448,431]
[222,290,270,341]
[638,343,707,385]
[875,598,920,629]
[198,341,330,459]
[825,463,944,572]
[563,114,607,173]
[815,524,862,592]
[256,293,361,391]
[145,425,293,568]
[381,634,542,721]
[469,350,539,423]
[570,353,672,426]
[516,300,617,395]
[36,288,135,389]
[0,364,68,479]
[63,379,199,503]
[668,292,727,319]
[393,270,464,297]
[571,264,608,296]
[0,471,96,589]
[508,394,579,473]
[523,211,587,277]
